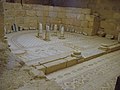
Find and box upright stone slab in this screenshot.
[52,24,58,36]
[50,24,53,31]
[37,23,43,38]
[4,25,7,34]
[71,26,75,33]
[44,25,50,41]
[117,26,120,43]
[118,33,120,43]
[59,26,65,39]
[13,23,18,32]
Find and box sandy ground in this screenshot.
[0,44,62,90]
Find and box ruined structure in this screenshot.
[0,0,120,90]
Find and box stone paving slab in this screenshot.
[47,50,120,90]
[43,59,67,74]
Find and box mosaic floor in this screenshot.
[6,30,117,63]
[6,30,120,90]
[47,50,120,90]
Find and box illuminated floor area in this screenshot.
[47,50,120,90]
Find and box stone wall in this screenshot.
[88,0,120,38]
[3,2,98,36]
[0,2,4,41]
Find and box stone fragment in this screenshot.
[65,57,78,67]
[35,65,46,74]
[105,34,114,39]
[29,67,46,78]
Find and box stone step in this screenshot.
[107,43,120,53]
[43,59,67,74]
[25,51,71,66]
[82,49,105,61]
[26,47,119,75]
[99,43,120,53]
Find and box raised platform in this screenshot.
[6,30,120,74]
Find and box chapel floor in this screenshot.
[6,30,120,90]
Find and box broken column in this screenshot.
[59,26,65,39]
[52,24,58,36]
[117,26,120,43]
[36,23,43,38]
[71,50,82,59]
[71,26,75,33]
[44,25,50,41]
[12,23,18,32]
[118,33,120,43]
[4,25,7,35]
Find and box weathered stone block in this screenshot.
[14,10,26,17]
[81,9,91,14]
[81,21,88,28]
[43,59,67,74]
[65,57,78,67]
[101,21,116,34]
[49,6,54,12]
[53,7,61,12]
[42,6,49,11]
[4,17,14,25]
[29,67,46,78]
[57,12,66,18]
[4,10,15,17]
[88,21,94,28]
[15,17,24,25]
[74,20,80,26]
[23,4,33,10]
[83,28,95,36]
[32,5,42,10]
[43,11,49,17]
[26,10,36,16]
[85,15,95,21]
[35,65,46,73]
[113,13,120,19]
[14,3,22,10]
[3,3,14,10]
[36,11,43,17]
[66,13,76,19]
[49,12,57,18]
[76,14,85,20]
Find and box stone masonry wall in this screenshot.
[3,2,98,36]
[88,0,120,38]
[0,2,4,41]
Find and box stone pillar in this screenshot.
[37,23,43,38]
[117,26,120,43]
[50,24,53,31]
[52,24,58,36]
[71,26,75,33]
[118,33,120,43]
[4,25,7,35]
[44,25,50,41]
[59,26,65,39]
